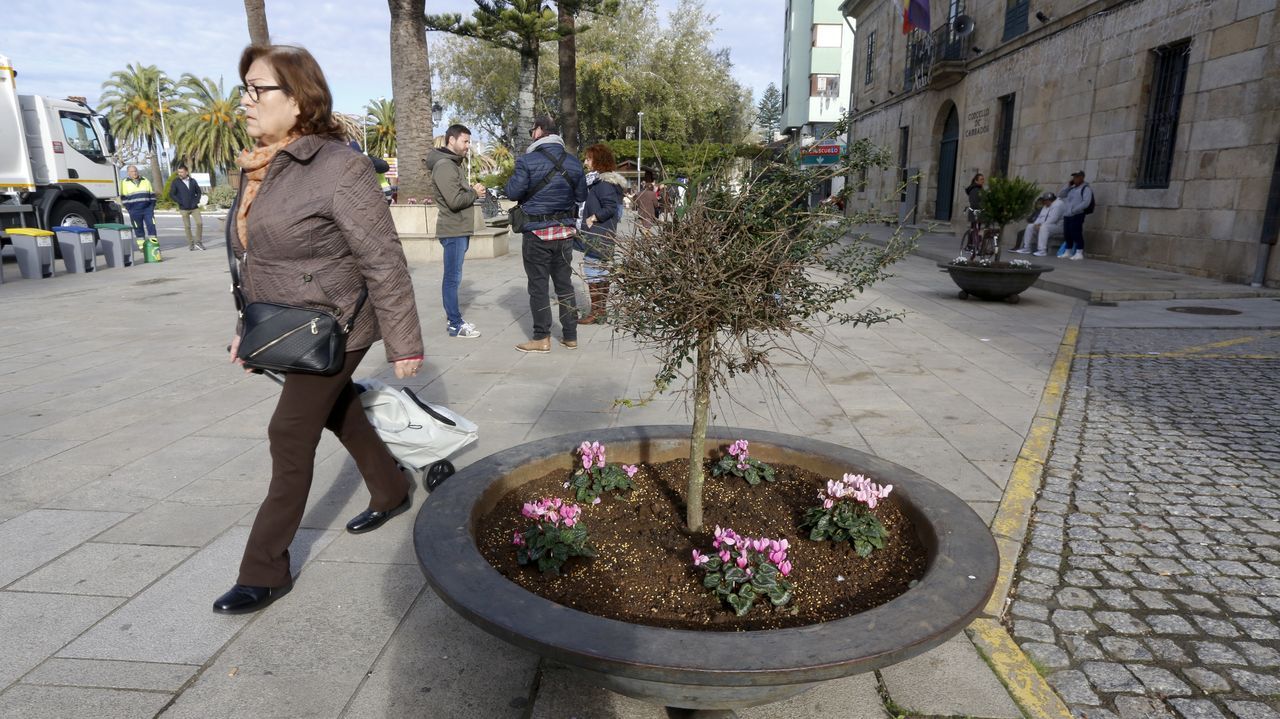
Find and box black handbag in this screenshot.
[224,194,367,375]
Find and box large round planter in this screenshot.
[414,425,998,712]
[940,262,1053,302]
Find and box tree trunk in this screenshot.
[244,0,270,45]
[686,329,713,533]
[557,7,578,153]
[515,48,538,153]
[388,0,434,202]
[146,135,163,196]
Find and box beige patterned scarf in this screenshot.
[234,135,298,249]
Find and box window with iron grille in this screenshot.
[1003,0,1030,41]
[810,74,841,98]
[1137,41,1190,188]
[994,93,1015,177]
[864,31,876,85]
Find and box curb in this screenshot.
[968,301,1086,719]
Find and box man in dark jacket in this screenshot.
[169,165,205,250]
[428,124,488,338]
[505,116,587,354]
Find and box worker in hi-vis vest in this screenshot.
[120,165,158,248]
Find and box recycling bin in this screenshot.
[94,223,136,268]
[53,226,98,274]
[6,228,56,279]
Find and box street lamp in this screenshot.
[431,102,443,127]
[636,111,644,184]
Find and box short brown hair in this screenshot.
[239,44,343,138]
[584,143,616,172]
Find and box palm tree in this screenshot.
[334,113,364,144]
[100,64,178,190]
[245,0,271,44]
[364,98,396,158]
[390,0,435,201]
[170,74,250,186]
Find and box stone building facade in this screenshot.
[838,0,1280,285]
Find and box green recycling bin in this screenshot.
[94,223,136,268]
[143,237,163,263]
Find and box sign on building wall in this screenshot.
[964,108,990,138]
[800,139,845,166]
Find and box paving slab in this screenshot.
[0,684,173,719]
[58,527,335,664]
[161,560,423,719]
[0,591,123,688]
[342,589,540,719]
[0,508,130,588]
[737,673,886,719]
[879,634,1024,719]
[529,663,666,719]
[8,542,194,596]
[22,657,198,692]
[93,501,253,547]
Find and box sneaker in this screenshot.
[1012,247,1031,254]
[1070,250,1084,261]
[448,322,481,338]
[1032,250,1047,257]
[1056,245,1070,258]
[515,337,551,354]
[196,242,207,251]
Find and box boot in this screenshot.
[515,337,551,354]
[578,282,608,325]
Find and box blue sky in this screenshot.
[5,0,783,118]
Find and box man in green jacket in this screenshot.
[428,124,488,338]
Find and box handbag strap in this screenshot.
[520,147,569,206]
[224,184,369,334]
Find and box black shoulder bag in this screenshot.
[225,192,368,376]
[509,147,572,233]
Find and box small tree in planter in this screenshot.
[979,175,1041,252]
[604,129,913,532]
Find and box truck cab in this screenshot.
[1,51,122,241]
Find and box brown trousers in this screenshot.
[237,349,406,587]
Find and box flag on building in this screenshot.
[902,0,931,34]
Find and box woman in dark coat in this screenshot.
[965,172,985,223]
[216,44,424,615]
[578,143,629,325]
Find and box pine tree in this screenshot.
[755,83,782,141]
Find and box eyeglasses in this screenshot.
[243,83,284,102]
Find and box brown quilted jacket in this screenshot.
[229,135,423,362]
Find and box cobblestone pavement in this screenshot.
[1009,326,1280,719]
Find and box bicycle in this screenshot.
[959,207,1000,263]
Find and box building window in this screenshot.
[864,31,876,85]
[810,74,840,98]
[1003,0,1030,41]
[898,126,910,202]
[994,93,1015,177]
[1138,41,1191,189]
[949,0,965,24]
[813,24,843,48]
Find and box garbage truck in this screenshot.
[1,50,123,245]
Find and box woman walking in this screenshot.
[215,44,424,614]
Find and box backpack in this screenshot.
[1083,184,1095,215]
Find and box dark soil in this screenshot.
[476,459,928,631]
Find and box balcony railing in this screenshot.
[903,26,972,93]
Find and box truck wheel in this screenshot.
[52,200,94,228]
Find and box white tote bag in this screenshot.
[354,379,478,469]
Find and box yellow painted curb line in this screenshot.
[970,619,1074,719]
[969,304,1084,719]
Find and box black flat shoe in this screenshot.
[212,580,292,614]
[345,494,412,534]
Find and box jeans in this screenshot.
[128,204,157,240]
[440,235,469,327]
[179,208,203,247]
[1063,214,1085,252]
[521,233,577,341]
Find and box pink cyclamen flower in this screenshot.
[692,550,709,566]
[823,498,834,509]
[728,439,749,458]
[623,464,638,478]
[512,531,525,546]
[751,538,769,553]
[714,526,737,546]
[736,554,749,569]
[719,550,732,563]
[779,560,792,577]
[592,496,601,505]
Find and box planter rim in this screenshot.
[938,262,1055,273]
[414,425,998,687]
